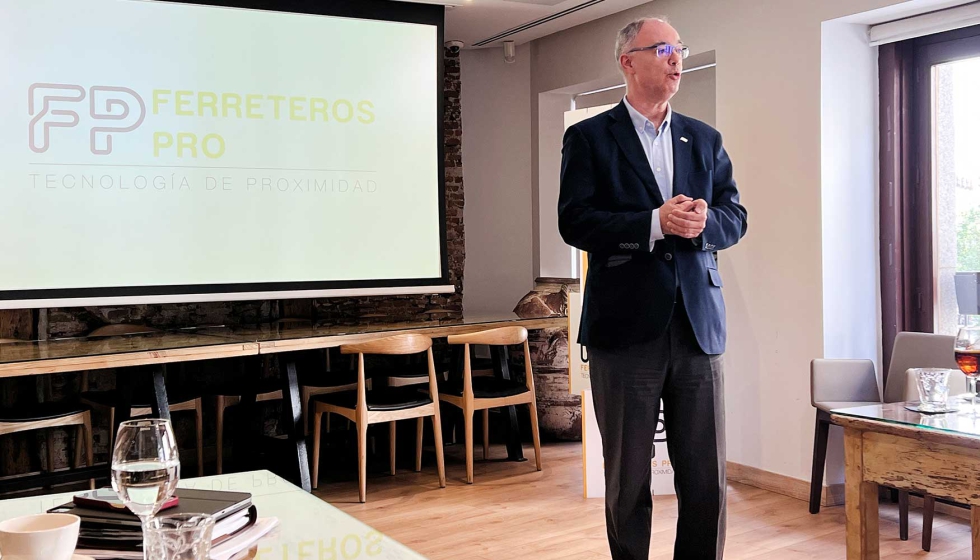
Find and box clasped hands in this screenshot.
[659,195,707,239]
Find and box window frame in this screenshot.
[879,24,980,376]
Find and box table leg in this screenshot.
[111,365,171,479]
[844,427,879,560]
[898,490,909,541]
[149,365,171,422]
[490,345,526,462]
[279,356,311,492]
[972,506,980,560]
[923,496,936,552]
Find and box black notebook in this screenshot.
[48,488,252,528]
[49,489,256,552]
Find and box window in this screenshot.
[934,55,980,334]
[880,25,980,369]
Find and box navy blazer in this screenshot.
[558,101,747,354]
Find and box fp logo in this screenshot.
[29,83,146,155]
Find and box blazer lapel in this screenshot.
[671,114,693,199]
[608,102,664,206]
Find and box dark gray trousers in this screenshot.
[589,304,726,560]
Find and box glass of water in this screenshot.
[144,513,214,560]
[111,419,180,559]
[912,368,951,412]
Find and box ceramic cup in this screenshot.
[0,513,80,560]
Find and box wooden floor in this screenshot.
[314,441,974,559]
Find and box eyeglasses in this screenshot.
[626,42,689,59]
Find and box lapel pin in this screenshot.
[680,137,689,143]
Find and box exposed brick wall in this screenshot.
[444,49,465,306]
[45,302,275,339]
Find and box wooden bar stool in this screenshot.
[213,356,282,474]
[0,405,95,489]
[441,326,542,484]
[0,339,94,490]
[310,334,446,502]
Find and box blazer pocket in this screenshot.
[708,267,723,287]
[606,255,632,268]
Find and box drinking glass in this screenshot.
[144,513,214,560]
[110,419,180,559]
[954,326,980,412]
[911,368,950,412]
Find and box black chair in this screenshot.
[0,338,94,492]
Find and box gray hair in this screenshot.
[614,16,670,64]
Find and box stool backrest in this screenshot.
[340,334,432,356]
[447,327,535,395]
[447,326,528,346]
[339,334,437,416]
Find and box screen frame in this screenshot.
[0,0,451,308]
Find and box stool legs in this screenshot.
[416,417,423,472]
[482,410,489,461]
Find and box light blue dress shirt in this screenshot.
[623,96,673,251]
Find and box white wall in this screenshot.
[460,44,535,313]
[523,0,934,483]
[536,92,575,279]
[669,66,716,127]
[821,21,881,366]
[819,19,883,485]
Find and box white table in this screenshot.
[0,470,425,560]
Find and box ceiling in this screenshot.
[392,0,652,48]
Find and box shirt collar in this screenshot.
[623,96,671,137]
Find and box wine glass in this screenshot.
[111,419,181,559]
[954,326,980,412]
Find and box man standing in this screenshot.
[558,16,747,560]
